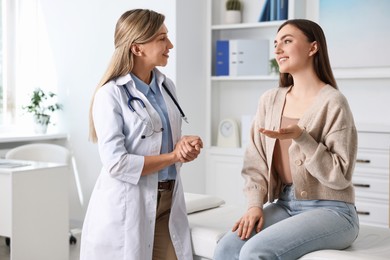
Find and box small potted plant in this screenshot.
[225,0,242,24]
[270,58,279,75]
[23,88,63,134]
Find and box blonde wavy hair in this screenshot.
[89,9,165,143]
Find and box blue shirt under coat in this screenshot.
[131,72,177,181]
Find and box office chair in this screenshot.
[4,143,77,245]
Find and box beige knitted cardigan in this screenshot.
[242,85,357,209]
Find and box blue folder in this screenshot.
[216,40,229,76]
[259,0,271,22]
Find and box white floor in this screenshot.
[0,233,81,260]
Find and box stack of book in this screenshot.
[215,39,269,76]
[259,0,288,22]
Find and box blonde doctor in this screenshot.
[80,9,203,260]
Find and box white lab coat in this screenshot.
[80,69,193,260]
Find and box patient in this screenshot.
[213,19,359,260]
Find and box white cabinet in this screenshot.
[0,160,69,260]
[205,148,246,205]
[353,129,390,228]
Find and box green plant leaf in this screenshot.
[22,88,63,125]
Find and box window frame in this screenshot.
[1,0,17,127]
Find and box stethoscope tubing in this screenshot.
[122,82,188,123]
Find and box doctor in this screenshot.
[80,9,203,260]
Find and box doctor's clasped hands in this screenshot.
[174,135,203,163]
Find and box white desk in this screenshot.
[0,159,69,260]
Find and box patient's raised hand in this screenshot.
[259,124,303,140]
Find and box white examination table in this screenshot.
[185,193,390,260]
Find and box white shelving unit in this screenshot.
[206,0,307,150]
[205,0,308,205]
[205,1,390,225]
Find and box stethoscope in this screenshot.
[122,83,188,139]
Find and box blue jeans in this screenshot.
[213,185,359,260]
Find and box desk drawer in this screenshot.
[355,150,389,169]
[353,175,389,199]
[355,199,389,227]
[358,132,390,150]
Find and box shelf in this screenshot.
[212,71,390,81]
[212,75,279,81]
[356,123,390,134]
[333,67,390,80]
[211,71,390,81]
[211,20,285,30]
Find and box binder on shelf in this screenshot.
[215,40,229,76]
[270,0,277,21]
[277,0,288,20]
[259,0,288,22]
[229,39,269,76]
[259,0,270,22]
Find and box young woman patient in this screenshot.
[213,19,359,260]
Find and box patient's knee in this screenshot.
[239,242,279,260]
[213,231,243,260]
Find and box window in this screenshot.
[1,0,60,132]
[0,0,50,129]
[0,0,16,128]
[0,0,4,124]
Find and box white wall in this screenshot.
[176,0,208,193]
[35,0,207,226]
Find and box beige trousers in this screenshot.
[152,188,177,260]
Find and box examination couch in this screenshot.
[184,193,390,260]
